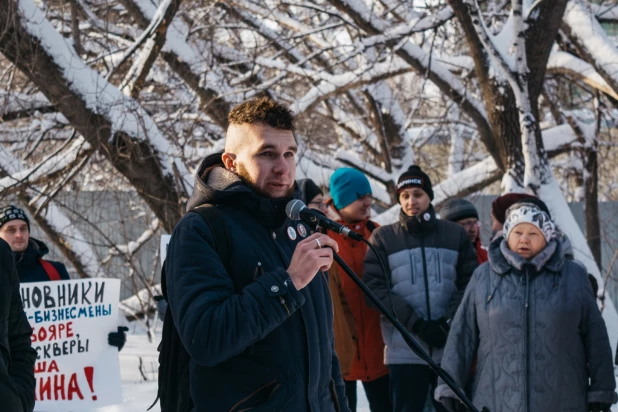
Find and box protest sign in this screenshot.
[21,278,123,411]
[160,234,171,266]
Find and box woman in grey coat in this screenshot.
[435,201,617,412]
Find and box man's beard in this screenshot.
[236,164,294,200]
[468,229,479,244]
[12,244,27,252]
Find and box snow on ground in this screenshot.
[95,326,618,411]
[95,306,618,412]
[95,323,371,411]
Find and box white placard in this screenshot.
[160,234,171,266]
[20,279,123,411]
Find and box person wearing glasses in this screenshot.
[439,198,488,264]
[298,178,328,214]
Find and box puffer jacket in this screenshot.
[166,154,348,412]
[0,238,37,412]
[364,206,477,365]
[435,236,617,412]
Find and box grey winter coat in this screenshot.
[364,206,478,365]
[435,236,617,412]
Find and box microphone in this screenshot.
[285,200,364,241]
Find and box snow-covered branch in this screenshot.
[591,3,618,22]
[289,57,413,113]
[0,137,90,192]
[0,144,103,278]
[547,51,618,100]
[327,0,494,159]
[374,121,584,225]
[120,0,231,128]
[103,218,161,263]
[119,0,183,98]
[562,0,618,99]
[0,0,186,232]
[1,90,54,121]
[119,284,162,321]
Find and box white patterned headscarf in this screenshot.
[503,202,555,243]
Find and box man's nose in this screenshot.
[272,155,289,174]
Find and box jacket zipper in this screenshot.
[524,269,531,412]
[330,379,341,412]
[419,229,432,356]
[279,297,290,315]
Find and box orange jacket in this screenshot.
[328,220,389,382]
[475,238,488,264]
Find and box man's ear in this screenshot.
[221,152,237,172]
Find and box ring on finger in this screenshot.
[315,238,322,249]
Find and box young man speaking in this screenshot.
[165,97,349,411]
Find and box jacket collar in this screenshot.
[399,204,437,235]
[187,154,295,230]
[489,236,564,275]
[14,237,48,267]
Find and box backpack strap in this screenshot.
[160,204,232,302]
[151,204,232,412]
[188,204,233,269]
[39,259,61,281]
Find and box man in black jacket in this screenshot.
[166,97,349,411]
[0,237,36,412]
[0,206,128,350]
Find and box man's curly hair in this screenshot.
[228,97,295,130]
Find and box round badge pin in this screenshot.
[297,224,307,238]
[287,226,297,240]
[424,212,431,221]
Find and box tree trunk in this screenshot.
[70,0,82,56]
[584,145,602,268]
[0,1,183,232]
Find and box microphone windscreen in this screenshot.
[285,199,306,220]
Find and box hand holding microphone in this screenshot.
[285,199,364,290]
[287,233,339,290]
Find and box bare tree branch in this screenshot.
[562,0,618,100]
[0,0,184,232]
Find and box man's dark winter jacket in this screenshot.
[15,238,70,283]
[0,238,37,412]
[436,237,617,412]
[166,154,348,412]
[364,206,478,365]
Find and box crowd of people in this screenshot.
[1,96,616,412]
[0,207,129,411]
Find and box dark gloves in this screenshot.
[589,403,612,412]
[108,326,129,351]
[412,317,450,348]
